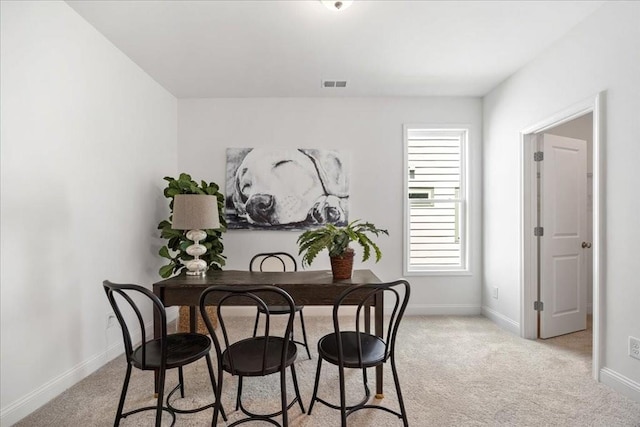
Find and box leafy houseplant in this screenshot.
[297,220,388,279]
[158,173,227,278]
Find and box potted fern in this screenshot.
[297,220,388,279]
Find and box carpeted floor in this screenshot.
[15,316,640,426]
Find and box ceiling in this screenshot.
[66,1,604,98]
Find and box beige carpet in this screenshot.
[15,316,640,426]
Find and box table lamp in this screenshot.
[171,194,220,276]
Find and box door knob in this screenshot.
[581,242,592,248]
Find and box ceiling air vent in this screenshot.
[322,80,348,88]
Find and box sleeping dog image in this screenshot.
[227,148,349,228]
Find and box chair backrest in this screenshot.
[199,285,296,375]
[249,252,297,272]
[333,280,411,367]
[103,280,167,369]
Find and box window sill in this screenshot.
[403,269,472,277]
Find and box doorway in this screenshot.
[520,93,604,380]
[538,128,589,338]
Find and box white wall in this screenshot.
[483,1,640,400]
[178,97,483,315]
[0,2,178,424]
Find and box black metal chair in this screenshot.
[308,280,411,427]
[200,285,306,427]
[249,252,312,359]
[103,280,226,427]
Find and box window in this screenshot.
[404,127,468,273]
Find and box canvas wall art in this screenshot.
[225,148,349,230]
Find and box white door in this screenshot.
[539,133,588,339]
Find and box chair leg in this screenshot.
[205,354,227,421]
[212,364,225,427]
[178,366,185,398]
[308,356,323,415]
[280,367,288,427]
[156,367,167,427]
[235,376,243,411]
[114,363,132,426]
[361,367,370,398]
[290,364,305,414]
[252,310,260,337]
[298,310,312,359]
[338,365,347,427]
[391,356,409,427]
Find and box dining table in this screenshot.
[152,269,386,398]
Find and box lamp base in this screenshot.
[186,271,207,276]
[183,257,208,276]
[183,229,208,275]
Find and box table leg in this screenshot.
[375,292,384,399]
[189,306,196,332]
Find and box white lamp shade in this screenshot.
[172,194,220,230]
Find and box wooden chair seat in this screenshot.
[130,333,212,370]
[222,336,298,376]
[317,332,386,368]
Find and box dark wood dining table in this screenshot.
[152,269,386,397]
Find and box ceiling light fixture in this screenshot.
[321,0,353,12]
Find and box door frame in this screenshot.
[520,92,605,380]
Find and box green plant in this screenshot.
[297,220,388,268]
[157,173,227,278]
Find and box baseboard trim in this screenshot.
[0,349,108,426]
[600,367,640,403]
[481,306,520,335]
[404,304,481,316]
[296,304,481,316]
[215,304,482,317]
[1,318,157,426]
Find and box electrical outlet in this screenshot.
[106,313,117,329]
[630,336,640,360]
[492,287,499,299]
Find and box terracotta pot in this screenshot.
[330,249,355,280]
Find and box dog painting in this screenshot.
[225,148,349,230]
